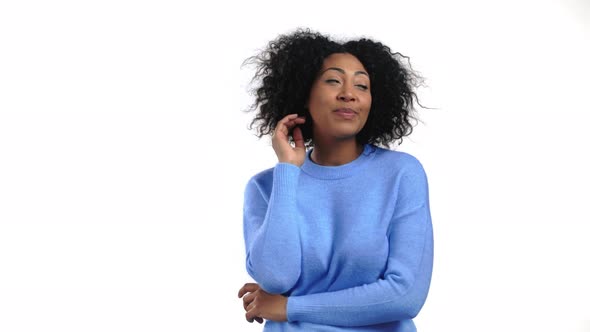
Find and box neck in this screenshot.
[310,139,364,166]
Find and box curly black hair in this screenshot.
[242,28,426,149]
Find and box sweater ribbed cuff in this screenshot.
[272,163,301,202]
[287,295,329,323]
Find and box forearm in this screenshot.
[288,267,432,326]
[287,212,433,326]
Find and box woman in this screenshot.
[238,28,433,332]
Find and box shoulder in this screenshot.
[246,166,275,190]
[372,148,430,206]
[372,146,426,175]
[242,167,275,204]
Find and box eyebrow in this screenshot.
[321,67,369,78]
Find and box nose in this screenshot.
[337,85,356,102]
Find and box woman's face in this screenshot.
[307,53,372,144]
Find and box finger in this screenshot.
[242,292,255,310]
[283,116,305,127]
[292,126,304,148]
[245,307,258,323]
[277,115,304,130]
[282,113,299,121]
[246,300,255,312]
[289,118,306,130]
[276,114,298,129]
[275,117,305,138]
[238,283,259,298]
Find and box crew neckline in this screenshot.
[300,144,377,180]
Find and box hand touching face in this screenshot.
[271,114,307,166]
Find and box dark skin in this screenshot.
[306,53,371,166]
[239,53,372,324]
[238,283,288,324]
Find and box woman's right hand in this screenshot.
[271,113,306,167]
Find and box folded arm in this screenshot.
[286,163,434,326]
[243,163,303,294]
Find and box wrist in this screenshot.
[278,160,302,167]
[281,295,289,322]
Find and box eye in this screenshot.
[326,79,340,84]
[356,84,369,90]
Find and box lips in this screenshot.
[334,108,357,114]
[333,108,357,119]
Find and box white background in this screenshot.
[1,0,589,331]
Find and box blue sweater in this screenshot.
[242,144,433,331]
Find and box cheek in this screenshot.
[309,90,332,112]
[315,87,332,103]
[363,96,372,112]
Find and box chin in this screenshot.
[333,132,360,140]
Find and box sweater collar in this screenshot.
[301,143,377,180]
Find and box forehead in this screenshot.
[320,53,367,73]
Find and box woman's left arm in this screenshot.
[285,163,434,327]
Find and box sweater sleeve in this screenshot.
[286,161,434,326]
[242,163,303,294]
